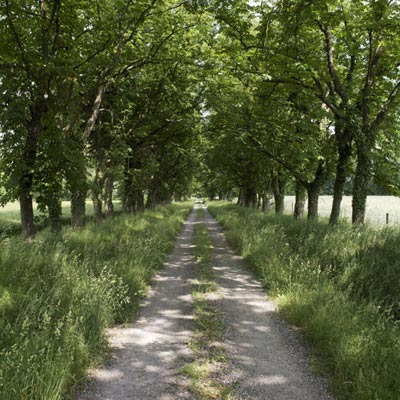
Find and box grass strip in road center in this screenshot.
[181,206,236,400]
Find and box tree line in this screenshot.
[1,0,400,240]
[198,0,400,225]
[0,0,211,239]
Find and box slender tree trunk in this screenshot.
[272,174,285,214]
[48,194,62,234]
[104,173,114,219]
[294,181,306,219]
[329,157,351,224]
[352,137,372,224]
[237,189,243,206]
[71,190,86,228]
[330,125,352,225]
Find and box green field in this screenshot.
[0,201,122,235]
[283,195,400,226]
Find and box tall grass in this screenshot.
[208,202,400,400]
[0,202,192,400]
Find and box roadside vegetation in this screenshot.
[0,202,192,400]
[209,202,400,400]
[182,207,235,400]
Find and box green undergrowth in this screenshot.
[0,202,192,400]
[208,201,400,400]
[182,207,235,400]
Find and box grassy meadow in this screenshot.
[0,202,192,400]
[209,202,400,400]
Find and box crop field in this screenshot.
[283,195,400,226]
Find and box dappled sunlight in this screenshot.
[200,206,333,400]
[76,207,198,400]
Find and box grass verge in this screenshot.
[0,202,192,400]
[181,206,235,400]
[208,201,400,400]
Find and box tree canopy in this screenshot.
[1,0,400,238]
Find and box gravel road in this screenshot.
[76,205,333,399]
[203,206,333,400]
[76,207,199,400]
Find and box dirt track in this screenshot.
[76,205,332,399]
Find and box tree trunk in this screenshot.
[48,195,62,234]
[272,174,285,214]
[71,190,86,228]
[307,185,319,220]
[294,182,306,219]
[20,111,43,240]
[20,194,35,240]
[243,186,257,208]
[104,174,114,219]
[262,194,271,212]
[352,138,372,224]
[330,124,352,225]
[92,194,102,223]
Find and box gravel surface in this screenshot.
[76,207,199,400]
[76,205,334,399]
[203,206,333,400]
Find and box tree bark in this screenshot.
[294,181,306,219]
[262,194,271,213]
[48,194,62,234]
[307,185,320,220]
[352,137,372,224]
[20,108,43,239]
[243,186,257,208]
[92,194,102,223]
[329,123,352,225]
[20,194,35,240]
[71,190,86,228]
[104,174,114,219]
[272,174,285,214]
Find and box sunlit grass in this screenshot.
[0,202,192,400]
[209,202,400,400]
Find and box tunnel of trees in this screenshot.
[1,0,400,239]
